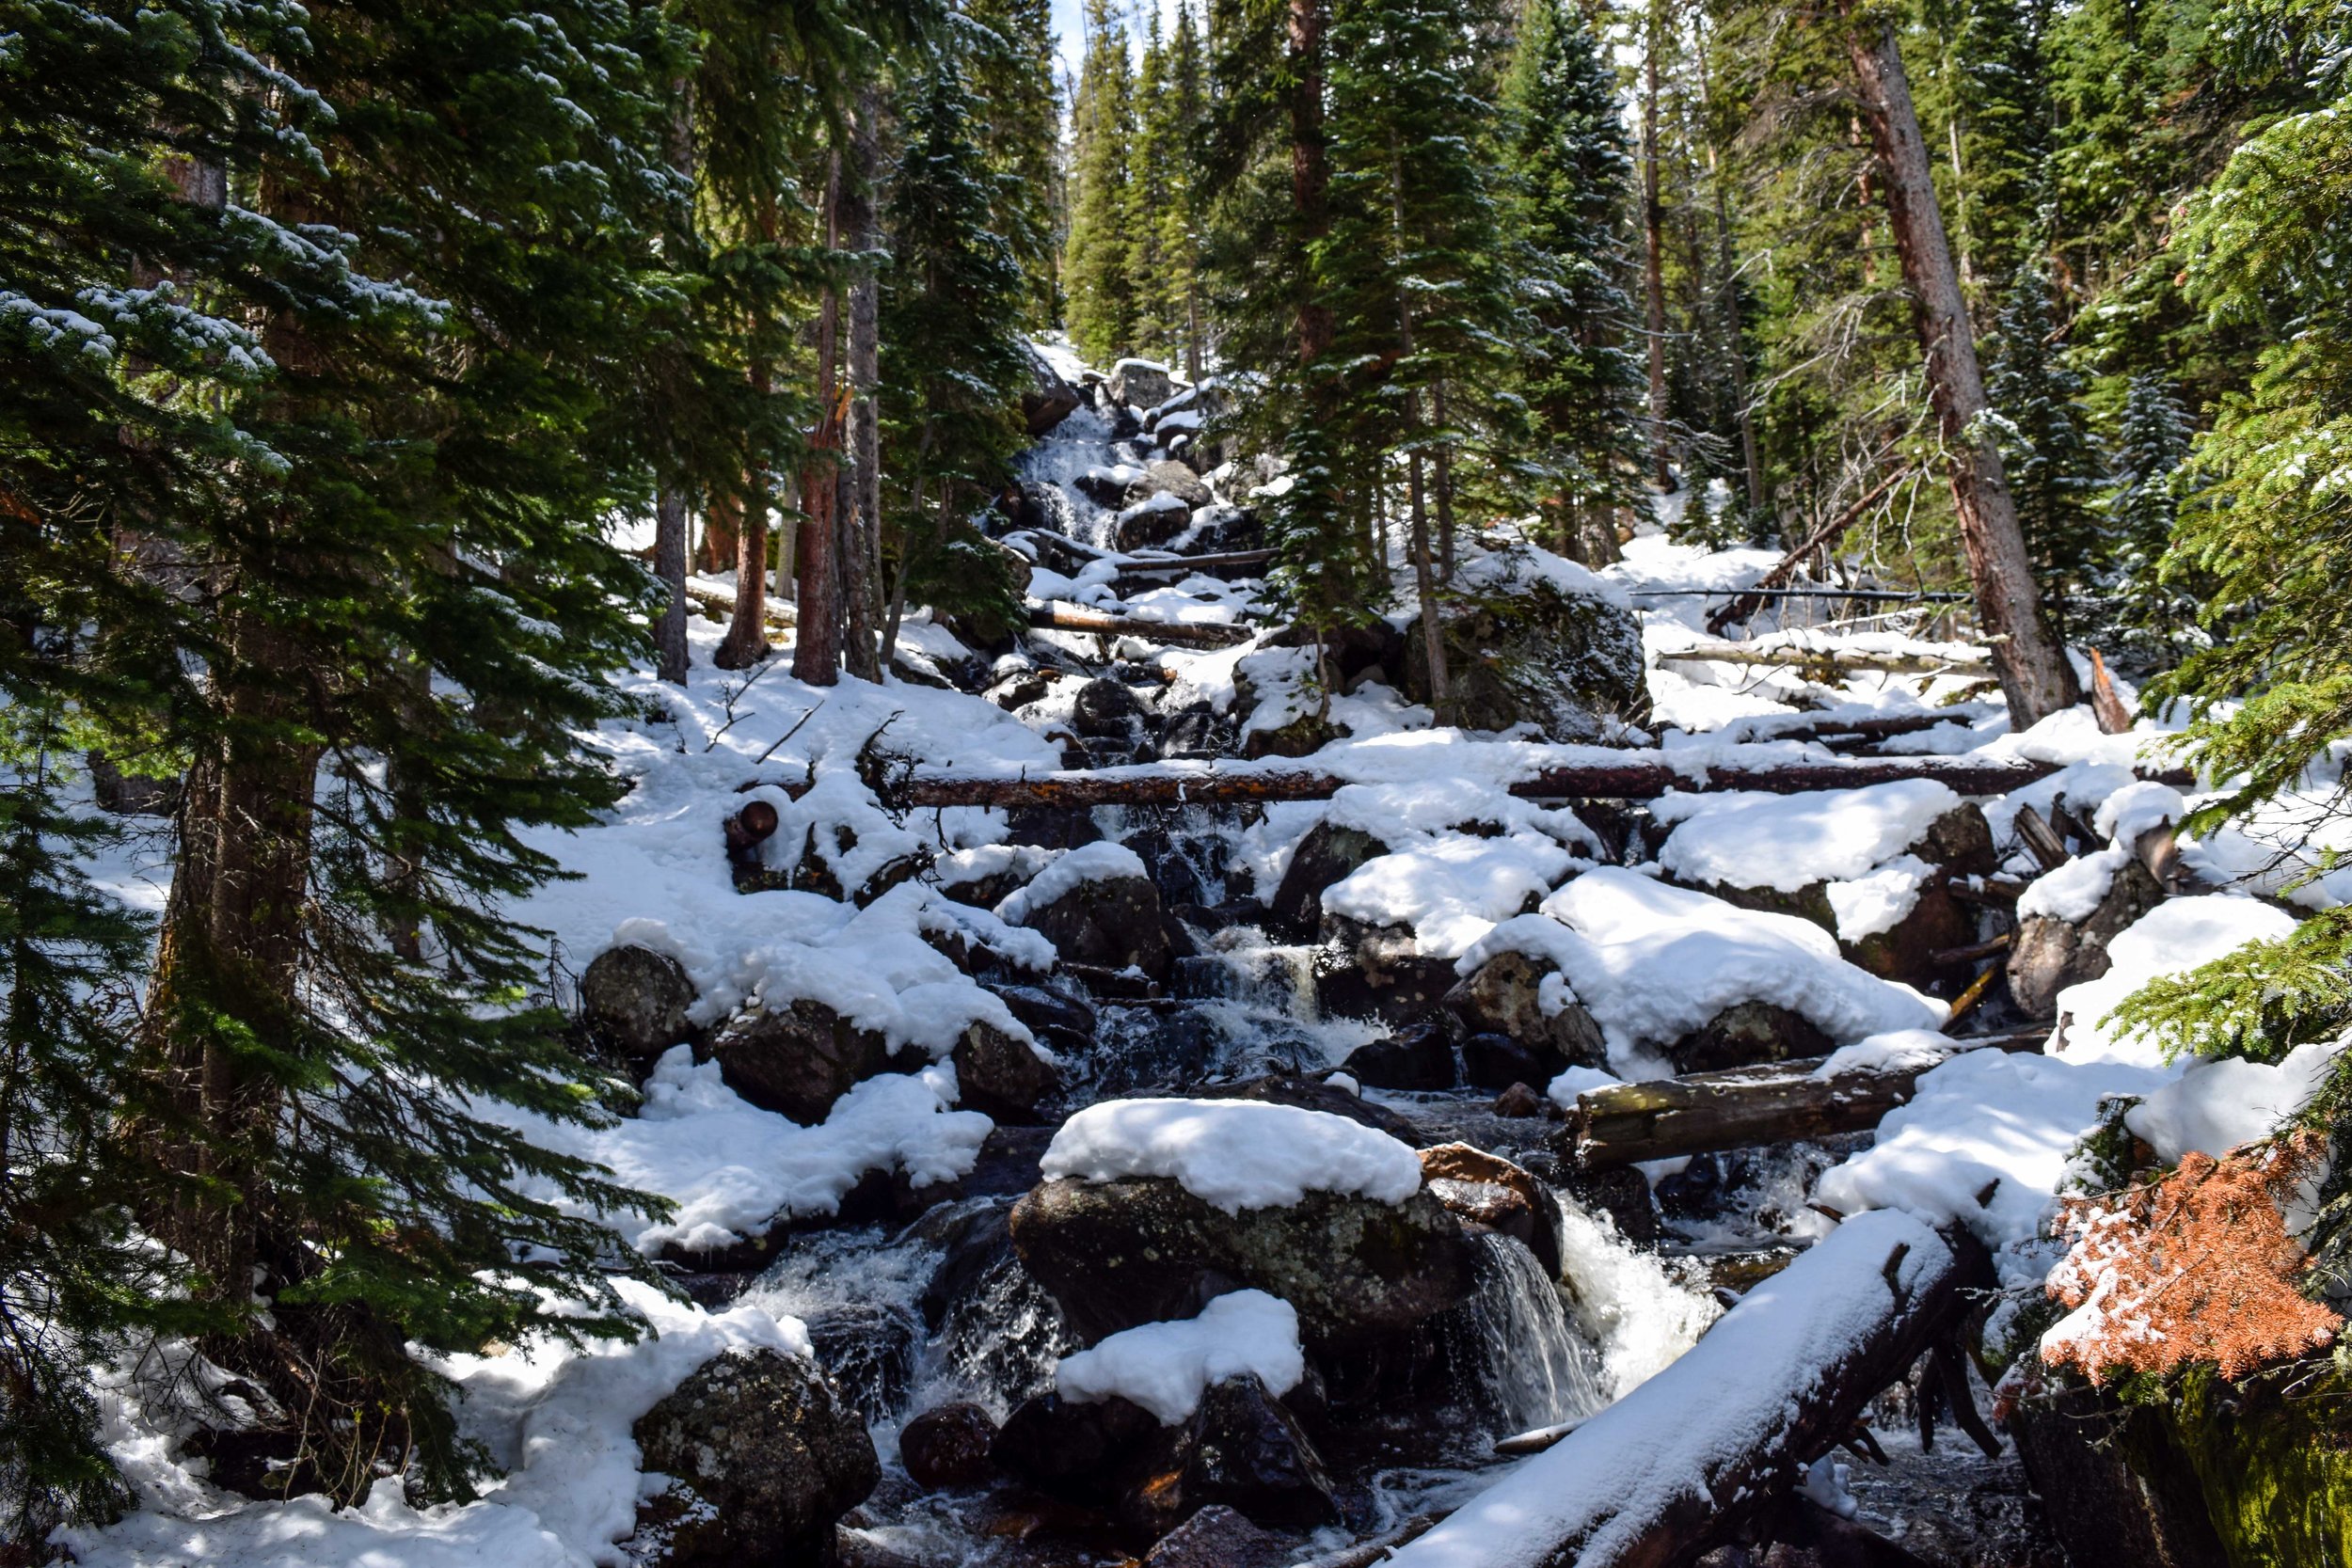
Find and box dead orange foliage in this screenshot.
[2042,1131,2342,1384]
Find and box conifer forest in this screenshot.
[6,0,2352,1559]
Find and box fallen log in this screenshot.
[1660,641,1989,676]
[1383,1210,1992,1568]
[685,580,797,626]
[1565,1031,2043,1170]
[1112,546,1275,578]
[1026,601,1256,647]
[1707,468,1915,634]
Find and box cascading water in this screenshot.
[1435,1232,1611,1435]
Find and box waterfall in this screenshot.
[1434,1231,1610,1434]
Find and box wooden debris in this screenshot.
[1660,641,1989,676]
[1706,468,1915,634]
[2087,648,2136,736]
[1027,601,1257,647]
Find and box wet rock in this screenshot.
[1562,1166,1661,1245]
[803,1300,921,1422]
[1399,556,1646,741]
[1313,919,1456,1025]
[1444,950,1605,1076]
[1108,358,1177,410]
[1022,343,1083,436]
[950,1021,1059,1123]
[1344,1022,1458,1091]
[1418,1143,1562,1279]
[632,1347,879,1567]
[1077,467,1136,507]
[2008,858,2165,1020]
[1120,460,1213,512]
[1143,1503,1286,1568]
[1009,1175,1476,1350]
[1115,495,1196,551]
[1268,819,1390,936]
[1667,999,1835,1073]
[899,1402,999,1490]
[1159,704,1229,759]
[1492,1081,1548,1117]
[985,982,1097,1058]
[991,1389,1162,1497]
[703,997,891,1125]
[1073,677,1142,738]
[1126,1373,1341,1533]
[579,943,697,1079]
[1184,1069,1426,1147]
[1461,1032,1565,1094]
[1241,707,1342,760]
[1653,1152,1724,1220]
[1011,870,1173,979]
[987,668,1053,712]
[1002,804,1104,851]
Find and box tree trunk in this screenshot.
[712,391,772,670]
[1841,18,2080,724]
[697,495,738,577]
[1288,0,1333,366]
[655,487,691,686]
[1641,0,1675,495]
[1433,380,1456,581]
[841,90,884,683]
[793,153,846,686]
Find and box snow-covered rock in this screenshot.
[1399,545,1646,743]
[1041,1097,1424,1212]
[1055,1290,1305,1424]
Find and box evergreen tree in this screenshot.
[1948,0,2052,290]
[965,0,1067,325]
[1986,255,2106,615]
[1163,0,1212,379]
[2102,372,2200,668]
[1128,10,1180,362]
[879,45,1032,657]
[1064,0,1141,363]
[1502,0,1649,563]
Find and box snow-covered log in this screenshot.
[1566,1030,2045,1169]
[1383,1210,1991,1568]
[686,580,796,626]
[1026,601,1257,647]
[1658,641,1989,675]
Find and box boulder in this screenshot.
[1268,819,1390,935]
[1183,1069,1426,1146]
[1343,1022,1458,1091]
[1444,950,1605,1076]
[1116,496,1195,551]
[1073,677,1142,738]
[1400,560,1645,741]
[1462,1033,1569,1094]
[1011,870,1174,979]
[1126,1373,1341,1533]
[1143,1504,1287,1568]
[1159,704,1229,760]
[803,1301,921,1421]
[950,1021,1058,1123]
[1491,1082,1548,1118]
[899,1402,1000,1490]
[579,943,697,1078]
[1021,343,1082,436]
[632,1348,879,1567]
[1314,918,1457,1025]
[1240,708,1341,761]
[1009,1175,1476,1350]
[985,982,1098,1059]
[702,997,891,1125]
[1123,460,1213,512]
[986,668,1052,712]
[1418,1143,1563,1279]
[1108,357,1176,410]
[990,1389,1162,1498]
[2009,859,2166,1020]
[1667,999,1835,1073]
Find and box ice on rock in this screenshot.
[1041,1097,1425,1213]
[1055,1290,1306,1424]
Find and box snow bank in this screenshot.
[993,839,1149,925]
[1459,868,1945,1071]
[1821,854,1934,942]
[68,1282,803,1568]
[2016,845,2130,922]
[483,1051,991,1254]
[1041,1097,1423,1212]
[1650,779,1962,894]
[2124,1037,2344,1164]
[1054,1290,1305,1424]
[1810,1029,1954,1080]
[2052,895,2299,1065]
[1314,779,1598,958]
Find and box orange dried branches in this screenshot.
[2042,1132,2342,1385]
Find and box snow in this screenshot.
[2095,780,2185,845]
[1650,779,1962,894]
[1040,1097,1424,1212]
[2051,895,2300,1065]
[1459,868,1946,1073]
[1385,1211,1948,1568]
[1313,780,1598,958]
[1548,1065,1621,1108]
[1822,854,1934,941]
[479,1050,992,1254]
[65,1281,805,1568]
[1053,1290,1305,1424]
[2123,1037,2344,1164]
[1810,1028,1955,1079]
[993,839,1149,925]
[2016,846,2129,922]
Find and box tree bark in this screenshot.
[655,487,691,685]
[1841,19,2081,725]
[711,376,773,670]
[1641,0,1676,495]
[1027,602,1255,645]
[1288,0,1333,366]
[1433,380,1456,581]
[841,89,884,683]
[792,152,846,685]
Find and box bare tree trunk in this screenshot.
[697,498,737,576]
[1641,0,1676,495]
[655,487,691,685]
[712,377,773,670]
[1432,380,1456,581]
[1288,0,1333,368]
[792,154,847,686]
[841,90,884,683]
[1841,18,2081,724]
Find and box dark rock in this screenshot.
[899,1402,1000,1490]
[985,982,1098,1058]
[1159,704,1229,759]
[632,1347,880,1566]
[1009,1175,1475,1350]
[1444,950,1605,1074]
[1021,343,1083,436]
[1667,999,1836,1073]
[1399,552,1647,741]
[1344,1022,1458,1091]
[1108,358,1177,410]
[579,943,698,1079]
[1461,1032,1564,1093]
[703,997,891,1125]
[987,668,1053,711]
[804,1300,921,1422]
[1240,708,1341,760]
[1492,1081,1547,1118]
[1009,871,1173,979]
[1073,677,1143,738]
[1916,801,2001,879]
[1143,1503,1286,1568]
[1184,1069,1427,1147]
[1076,467,1133,507]
[1130,1374,1340,1533]
[1653,1152,1724,1219]
[1116,496,1197,551]
[991,1390,1162,1497]
[1417,1142,1562,1279]
[1002,805,1104,851]
[1313,922,1456,1025]
[2010,858,2166,1021]
[951,1021,1059,1122]
[1122,460,1213,513]
[1268,819,1390,936]
[1562,1166,1662,1245]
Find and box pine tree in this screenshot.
[879,44,1032,658]
[1986,255,2106,617]
[1163,0,1212,379]
[965,0,1066,325]
[1502,0,1649,563]
[1948,0,2052,289]
[1128,10,1180,363]
[1064,0,1141,363]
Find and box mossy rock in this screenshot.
[1399,562,1646,740]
